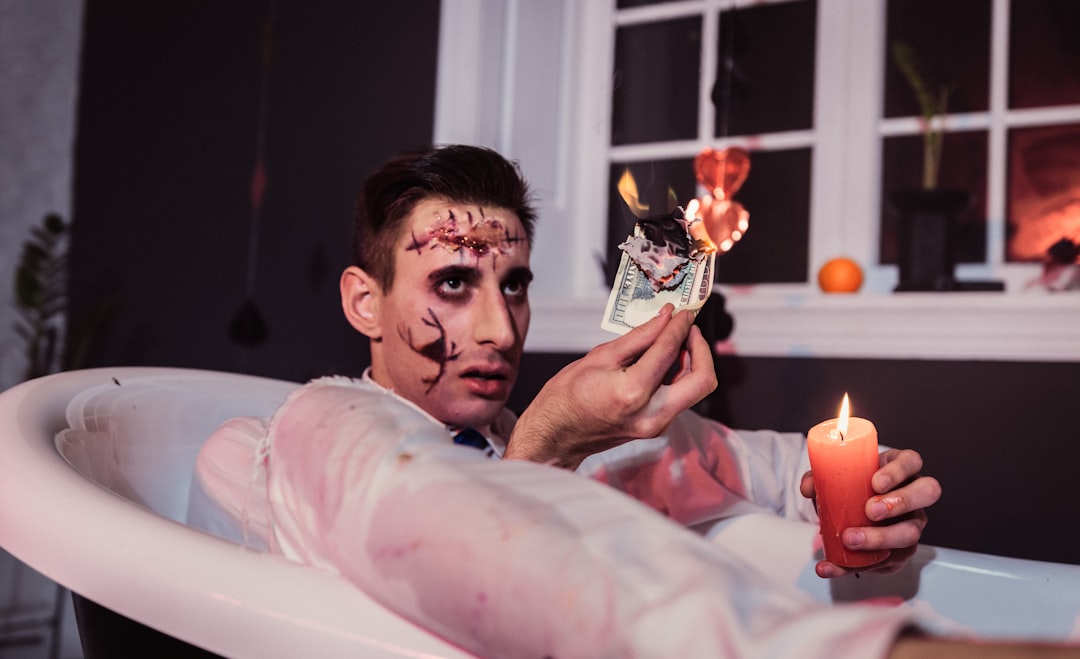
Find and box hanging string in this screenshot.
[229,0,277,363]
[715,1,737,140]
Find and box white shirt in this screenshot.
[190,375,922,658]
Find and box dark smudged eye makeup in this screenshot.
[502,267,533,301]
[428,265,532,304]
[429,266,477,301]
[436,277,467,299]
[502,277,528,299]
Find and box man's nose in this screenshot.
[474,289,518,350]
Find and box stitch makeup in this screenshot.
[407,208,525,265]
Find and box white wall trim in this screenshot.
[527,287,1080,363]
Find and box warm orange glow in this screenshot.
[617,168,650,219]
[1007,125,1080,262]
[837,393,851,438]
[683,199,717,253]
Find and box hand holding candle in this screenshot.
[806,394,891,568]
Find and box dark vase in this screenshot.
[887,188,971,292]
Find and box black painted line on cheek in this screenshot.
[397,307,462,393]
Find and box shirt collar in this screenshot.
[360,367,511,457]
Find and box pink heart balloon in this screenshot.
[694,147,751,201]
[694,196,749,253]
[692,147,751,250]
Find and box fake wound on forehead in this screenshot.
[404,207,525,258]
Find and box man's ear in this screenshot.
[340,266,382,339]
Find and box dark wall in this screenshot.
[71,0,440,382]
[513,348,1080,566]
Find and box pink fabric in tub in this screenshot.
[263,377,923,658]
[189,416,271,550]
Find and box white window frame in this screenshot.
[435,0,1080,362]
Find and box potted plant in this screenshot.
[888,40,970,291]
[14,212,70,380]
[13,212,118,381]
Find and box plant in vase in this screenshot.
[891,40,950,191]
[888,41,986,291]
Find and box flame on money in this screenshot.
[617,168,651,219]
[615,150,750,254]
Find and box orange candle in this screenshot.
[806,394,890,568]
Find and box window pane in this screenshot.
[605,149,809,286]
[1007,124,1080,262]
[1009,0,1080,109]
[611,17,701,145]
[884,0,991,118]
[713,148,810,284]
[714,1,816,137]
[880,132,989,265]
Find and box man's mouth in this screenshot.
[461,369,508,382]
[460,367,513,398]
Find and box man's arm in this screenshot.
[504,303,716,470]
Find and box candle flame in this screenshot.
[837,393,850,437]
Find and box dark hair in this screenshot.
[353,144,537,290]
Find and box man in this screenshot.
[334,143,937,578]
[193,145,1069,657]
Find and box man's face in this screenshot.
[369,198,532,429]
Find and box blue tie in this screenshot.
[453,427,489,451]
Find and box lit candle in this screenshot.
[806,394,891,568]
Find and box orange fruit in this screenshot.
[817,257,863,293]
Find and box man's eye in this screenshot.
[437,278,466,296]
[503,279,528,297]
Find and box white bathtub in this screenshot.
[0,367,1077,656]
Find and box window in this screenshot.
[881,0,1080,274]
[435,0,1080,361]
[607,1,816,285]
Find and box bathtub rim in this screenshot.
[0,366,471,659]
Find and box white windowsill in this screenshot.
[526,288,1080,363]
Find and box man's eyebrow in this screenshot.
[506,266,534,283]
[427,264,480,283]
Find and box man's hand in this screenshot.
[505,304,717,470]
[800,448,942,578]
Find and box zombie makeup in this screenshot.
[397,308,462,392]
[405,207,526,266]
[369,199,530,425]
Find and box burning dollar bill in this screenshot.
[601,200,716,335]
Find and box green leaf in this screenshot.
[12,212,72,380]
[14,267,42,308]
